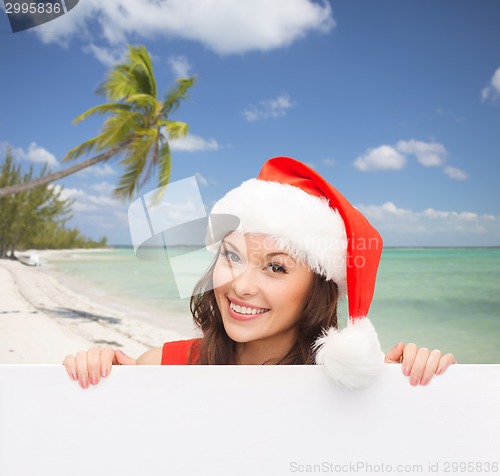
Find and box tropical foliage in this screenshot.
[0,150,106,258]
[0,45,195,198]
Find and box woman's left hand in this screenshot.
[385,342,457,386]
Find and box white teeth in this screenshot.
[230,302,268,315]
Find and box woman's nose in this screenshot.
[231,264,259,297]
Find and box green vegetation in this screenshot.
[0,44,192,254]
[0,45,196,199]
[0,150,107,258]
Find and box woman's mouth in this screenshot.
[228,299,270,321]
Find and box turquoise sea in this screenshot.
[48,247,500,364]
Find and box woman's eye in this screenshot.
[222,250,240,263]
[268,263,287,274]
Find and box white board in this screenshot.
[0,365,499,476]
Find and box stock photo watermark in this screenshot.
[2,0,78,32]
[289,460,499,474]
[128,177,383,299]
[128,176,242,299]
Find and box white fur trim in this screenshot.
[314,318,384,389]
[210,179,348,297]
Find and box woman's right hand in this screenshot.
[63,348,136,389]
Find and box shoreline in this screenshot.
[0,251,197,364]
[36,248,195,333]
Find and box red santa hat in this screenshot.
[210,156,384,388]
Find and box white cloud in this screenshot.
[169,56,192,78]
[82,43,126,67]
[59,185,126,214]
[91,181,116,194]
[43,183,131,242]
[354,145,406,171]
[58,187,84,199]
[435,107,465,123]
[170,134,220,152]
[396,140,447,167]
[357,202,500,245]
[421,208,478,221]
[243,94,294,122]
[34,0,335,55]
[77,164,116,178]
[443,166,468,181]
[481,67,500,102]
[12,142,59,168]
[355,139,466,180]
[63,183,130,244]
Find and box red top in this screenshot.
[161,338,201,365]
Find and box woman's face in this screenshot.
[213,233,314,362]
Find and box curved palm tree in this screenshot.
[0,45,195,199]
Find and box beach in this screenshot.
[0,250,195,364]
[1,247,499,364]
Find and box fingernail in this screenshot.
[90,374,99,385]
[403,366,410,376]
[101,367,108,378]
[71,371,78,381]
[80,379,89,389]
[436,367,442,375]
[410,377,419,386]
[420,377,428,386]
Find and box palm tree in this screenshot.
[0,45,195,199]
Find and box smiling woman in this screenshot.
[63,157,456,389]
[210,233,317,364]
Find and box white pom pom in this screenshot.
[314,318,384,389]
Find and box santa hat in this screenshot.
[210,156,384,388]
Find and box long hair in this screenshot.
[189,253,339,365]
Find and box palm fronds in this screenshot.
[67,44,195,199]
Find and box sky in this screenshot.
[1,0,500,246]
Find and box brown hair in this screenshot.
[189,253,339,365]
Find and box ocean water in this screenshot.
[47,247,500,363]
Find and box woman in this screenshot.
[64,157,456,388]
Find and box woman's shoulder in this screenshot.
[136,347,163,365]
[135,338,201,365]
[161,338,201,365]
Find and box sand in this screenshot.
[0,251,191,364]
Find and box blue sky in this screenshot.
[1,0,499,246]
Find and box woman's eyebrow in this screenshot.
[222,239,240,253]
[265,251,295,262]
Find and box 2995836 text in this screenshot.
[4,2,61,15]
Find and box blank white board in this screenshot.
[0,364,499,476]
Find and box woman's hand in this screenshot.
[63,348,136,389]
[385,342,457,386]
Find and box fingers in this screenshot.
[86,347,102,386]
[100,348,115,378]
[401,342,418,377]
[414,348,440,386]
[407,347,431,386]
[63,347,121,389]
[401,344,458,386]
[384,342,405,363]
[75,350,91,389]
[114,349,137,366]
[63,354,78,382]
[436,353,457,375]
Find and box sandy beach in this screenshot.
[0,251,193,364]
